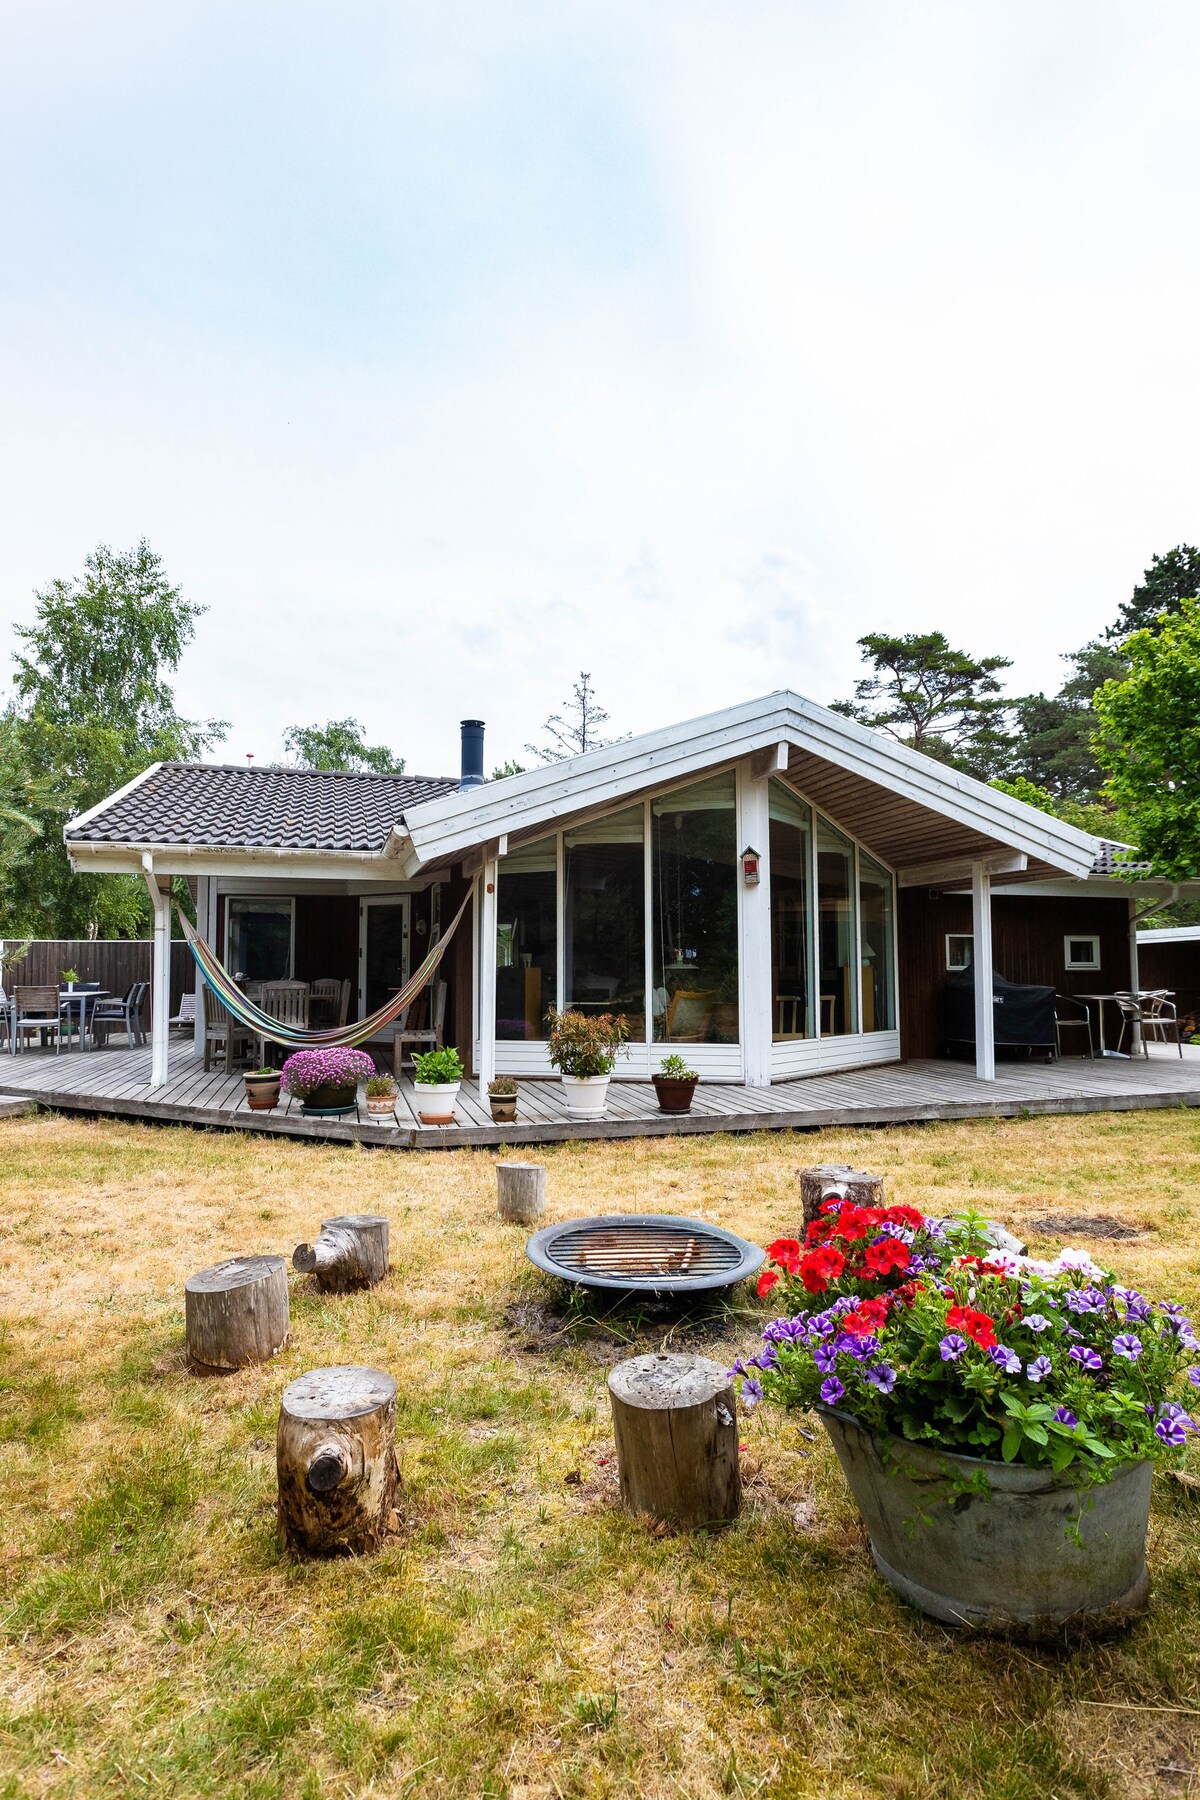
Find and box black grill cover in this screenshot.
[943,969,1057,1049]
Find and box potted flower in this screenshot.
[652,1052,699,1115]
[60,966,80,991]
[546,1008,630,1119]
[280,1046,375,1116]
[412,1046,464,1124]
[244,1066,281,1111]
[487,1075,518,1124]
[365,1072,398,1119]
[731,1200,1200,1637]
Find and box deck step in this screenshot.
[0,1094,37,1118]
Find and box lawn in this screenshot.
[1,1107,1199,1799]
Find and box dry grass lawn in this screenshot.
[1,1106,1200,1799]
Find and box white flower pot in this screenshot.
[413,1079,461,1125]
[560,1073,611,1119]
[366,1095,397,1119]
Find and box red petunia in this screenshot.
[799,1245,846,1293]
[863,1238,912,1276]
[842,1296,890,1336]
[757,1269,780,1298]
[884,1204,924,1230]
[945,1304,997,1349]
[766,1237,801,1264]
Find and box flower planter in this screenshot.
[366,1095,397,1120]
[652,1074,698,1115]
[489,1095,518,1124]
[244,1073,281,1112]
[300,1082,358,1117]
[414,1079,460,1125]
[560,1073,611,1119]
[819,1406,1151,1639]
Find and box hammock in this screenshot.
[178,881,475,1051]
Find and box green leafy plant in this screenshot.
[487,1076,517,1096]
[59,967,79,983]
[412,1046,464,1085]
[246,1067,278,1079]
[545,1008,630,1078]
[656,1053,698,1080]
[365,1073,397,1099]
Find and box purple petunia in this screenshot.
[1068,1346,1103,1374]
[1065,1286,1107,1315]
[1112,1334,1143,1361]
[865,1364,897,1394]
[1188,1367,1200,1388]
[741,1378,763,1409]
[1024,1314,1052,1334]
[988,1345,1022,1376]
[819,1376,844,1405]
[1027,1355,1052,1383]
[1156,1415,1187,1447]
[1053,1407,1078,1428]
[939,1334,967,1362]
[814,1343,838,1375]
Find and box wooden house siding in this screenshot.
[3,938,194,1025]
[1137,940,1200,1028]
[899,892,1132,1060]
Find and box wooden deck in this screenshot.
[2,1038,1200,1148]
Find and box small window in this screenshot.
[946,934,973,972]
[1064,935,1100,971]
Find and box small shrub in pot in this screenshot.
[365,1071,398,1118]
[652,1052,699,1114]
[546,1008,629,1119]
[487,1074,518,1123]
[412,1046,464,1124]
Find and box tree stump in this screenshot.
[607,1353,740,1527]
[800,1165,885,1229]
[277,1366,399,1557]
[496,1161,546,1225]
[292,1214,390,1292]
[184,1255,289,1371]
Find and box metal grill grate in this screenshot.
[526,1214,765,1294]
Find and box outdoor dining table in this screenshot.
[58,987,109,1052]
[1077,991,1174,1059]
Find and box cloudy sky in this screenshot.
[1,1,1197,777]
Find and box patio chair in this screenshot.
[0,988,10,1051]
[1053,994,1094,1059]
[1141,990,1184,1058]
[392,980,447,1077]
[91,981,149,1049]
[1113,992,1148,1058]
[663,989,717,1042]
[309,979,342,1028]
[256,982,310,1064]
[203,991,255,1073]
[10,985,63,1055]
[169,992,197,1033]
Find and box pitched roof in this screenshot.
[65,762,459,853]
[1091,838,1148,877]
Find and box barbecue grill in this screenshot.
[525,1213,765,1295]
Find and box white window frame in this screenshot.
[1064,933,1101,971]
[945,932,973,972]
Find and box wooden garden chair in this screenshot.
[663,989,717,1042]
[392,980,447,1076]
[256,982,310,1065]
[10,985,63,1055]
[203,991,255,1074]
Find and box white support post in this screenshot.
[478,855,499,1090]
[142,854,172,1087]
[737,763,773,1087]
[192,875,210,1057]
[971,861,995,1082]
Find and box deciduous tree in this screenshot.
[282,717,405,775]
[1094,599,1200,880]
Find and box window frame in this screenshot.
[945,933,973,972]
[1063,933,1101,971]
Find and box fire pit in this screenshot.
[525,1213,765,1295]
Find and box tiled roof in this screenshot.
[1091,838,1149,877]
[66,762,460,853]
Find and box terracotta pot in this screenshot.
[244,1074,281,1112]
[652,1074,698,1115]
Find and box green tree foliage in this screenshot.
[1108,544,1200,642]
[0,707,51,885]
[282,717,405,775]
[830,632,1012,779]
[1093,599,1200,880]
[525,672,628,763]
[489,759,527,780]
[4,541,225,937]
[1008,641,1128,805]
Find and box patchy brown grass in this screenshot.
[0,1107,1199,1798]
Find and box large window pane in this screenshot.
[652,774,739,1043]
[496,836,557,1041]
[769,780,813,1040]
[859,852,895,1033]
[817,817,857,1036]
[227,898,292,981]
[564,806,645,1038]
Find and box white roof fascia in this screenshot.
[399,692,1102,878]
[63,761,163,838]
[1137,925,1200,944]
[65,841,399,882]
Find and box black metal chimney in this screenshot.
[459,719,485,789]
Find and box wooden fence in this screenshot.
[2,940,195,1027]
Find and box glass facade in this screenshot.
[768,780,813,1040]
[564,807,646,1039]
[817,816,857,1036]
[651,773,739,1043]
[858,852,895,1033]
[495,835,556,1040]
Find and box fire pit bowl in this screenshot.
[525,1213,765,1295]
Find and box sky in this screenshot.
[1,0,1198,778]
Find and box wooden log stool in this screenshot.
[607,1352,740,1527]
[800,1164,885,1229]
[277,1366,399,1557]
[496,1161,546,1226]
[292,1214,390,1293]
[185,1254,289,1371]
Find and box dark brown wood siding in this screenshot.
[3,939,194,1025]
[899,891,1132,1060]
[1137,940,1200,1028]
[444,866,476,1078]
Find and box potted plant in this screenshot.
[412,1046,464,1124]
[280,1046,375,1116]
[487,1075,518,1124]
[731,1201,1200,1638]
[60,966,79,991]
[244,1066,281,1111]
[652,1052,699,1114]
[546,1008,630,1119]
[365,1072,398,1119]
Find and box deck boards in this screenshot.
[2,1037,1199,1149]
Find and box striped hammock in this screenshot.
[178,881,474,1050]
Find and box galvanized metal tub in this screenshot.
[819,1407,1151,1639]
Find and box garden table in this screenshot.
[58,988,109,1052]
